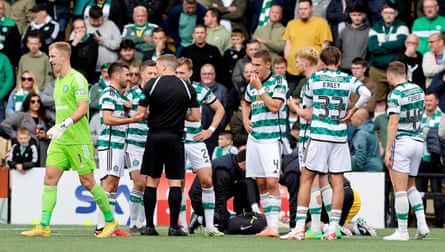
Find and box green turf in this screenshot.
[1,225,444,252]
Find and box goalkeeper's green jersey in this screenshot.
[53,69,92,145]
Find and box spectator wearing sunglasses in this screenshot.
[6,71,40,117]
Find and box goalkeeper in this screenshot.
[21,42,121,238]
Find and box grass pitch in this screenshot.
[1,225,444,252]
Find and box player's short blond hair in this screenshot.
[49,42,71,57]
[295,47,319,66]
[387,61,406,77]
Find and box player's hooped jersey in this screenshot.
[125,85,148,149]
[387,82,425,141]
[184,82,217,143]
[298,80,311,148]
[97,86,129,150]
[303,69,363,143]
[244,74,288,141]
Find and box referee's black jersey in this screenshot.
[139,75,199,135]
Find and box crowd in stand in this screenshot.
[1,0,445,233]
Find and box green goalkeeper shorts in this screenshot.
[46,141,96,175]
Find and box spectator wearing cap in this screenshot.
[116,39,142,67]
[85,6,121,80]
[21,3,60,54]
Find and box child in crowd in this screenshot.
[7,127,39,174]
[212,131,238,160]
[273,56,287,77]
[222,29,246,89]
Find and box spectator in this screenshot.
[212,131,238,160]
[368,1,408,103]
[416,91,444,228]
[326,0,362,42]
[80,0,128,32]
[21,3,59,55]
[283,0,332,95]
[393,34,426,90]
[231,39,261,90]
[200,63,230,155]
[85,6,121,82]
[349,108,383,172]
[294,0,331,19]
[146,27,174,61]
[116,39,142,67]
[412,0,445,55]
[207,0,248,38]
[335,3,369,74]
[163,0,206,56]
[127,0,167,26]
[221,29,246,90]
[428,70,445,112]
[89,63,110,118]
[273,56,287,76]
[6,70,40,117]
[349,57,377,114]
[41,0,71,41]
[204,7,232,56]
[252,5,286,63]
[180,25,223,83]
[69,18,99,84]
[0,0,21,68]
[122,6,158,61]
[422,33,445,87]
[9,0,34,35]
[7,127,39,174]
[17,32,53,92]
[0,51,14,124]
[417,0,445,17]
[1,93,50,167]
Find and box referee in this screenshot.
[136,54,200,236]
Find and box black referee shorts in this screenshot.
[141,132,185,179]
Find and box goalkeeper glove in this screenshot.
[47,117,74,140]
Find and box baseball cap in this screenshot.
[101,63,111,71]
[30,3,47,12]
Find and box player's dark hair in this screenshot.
[27,31,42,43]
[273,56,287,66]
[253,50,272,64]
[298,0,313,6]
[425,90,439,99]
[320,46,341,66]
[108,62,129,77]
